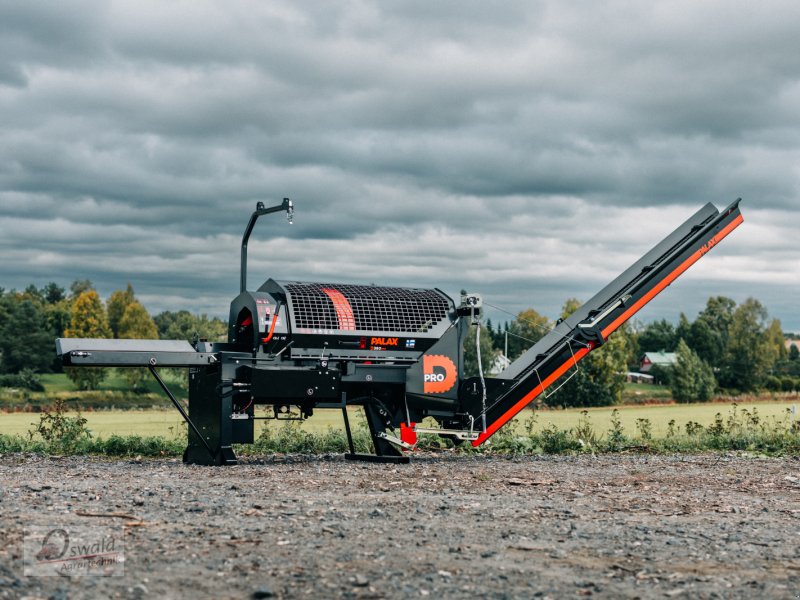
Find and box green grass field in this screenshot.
[4,375,672,407]
[2,374,797,442]
[37,372,168,394]
[2,400,797,440]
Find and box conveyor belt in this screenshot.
[473,199,743,446]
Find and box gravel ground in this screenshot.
[1,453,799,599]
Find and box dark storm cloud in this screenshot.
[0,1,798,328]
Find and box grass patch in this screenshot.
[1,402,797,459]
[526,399,799,438]
[621,381,673,404]
[2,400,797,439]
[0,372,186,412]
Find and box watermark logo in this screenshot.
[24,525,124,577]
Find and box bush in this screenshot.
[27,398,92,452]
[250,418,373,455]
[0,369,45,392]
[648,364,672,386]
[539,424,582,453]
[98,435,182,456]
[764,375,782,392]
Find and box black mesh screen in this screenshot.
[284,282,450,333]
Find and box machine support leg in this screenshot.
[341,405,356,455]
[148,366,216,462]
[344,401,410,464]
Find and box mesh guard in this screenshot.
[281,282,451,334]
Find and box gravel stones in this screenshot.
[0,453,798,598]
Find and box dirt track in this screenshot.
[1,453,799,599]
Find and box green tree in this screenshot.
[670,339,716,402]
[675,313,691,346]
[64,290,111,390]
[117,300,159,391]
[764,319,787,365]
[637,319,677,353]
[691,296,736,366]
[0,291,13,353]
[551,332,629,408]
[21,284,44,304]
[44,299,71,372]
[686,318,717,365]
[107,284,136,338]
[42,282,66,304]
[561,297,582,318]
[462,324,500,378]
[506,308,551,360]
[547,299,627,408]
[721,298,773,391]
[69,279,94,300]
[154,310,227,343]
[0,299,54,374]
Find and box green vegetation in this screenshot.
[0,369,44,392]
[670,339,716,402]
[1,280,798,423]
[64,289,112,390]
[1,402,796,458]
[0,280,226,393]
[118,298,160,391]
[554,298,631,407]
[483,294,797,407]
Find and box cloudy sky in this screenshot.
[1,1,798,331]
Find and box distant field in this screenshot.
[3,400,797,440]
[37,372,169,395]
[6,375,674,406]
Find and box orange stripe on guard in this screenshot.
[322,288,356,331]
[473,211,744,447]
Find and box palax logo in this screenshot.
[423,354,457,394]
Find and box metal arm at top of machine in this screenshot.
[240,198,293,294]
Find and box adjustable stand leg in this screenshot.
[344,402,410,464]
[341,405,356,455]
[149,366,220,464]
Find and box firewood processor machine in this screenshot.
[56,198,744,465]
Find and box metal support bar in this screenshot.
[148,366,216,462]
[341,404,355,454]
[413,427,480,441]
[375,431,415,451]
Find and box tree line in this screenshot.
[1,282,796,403]
[0,281,226,390]
[465,295,797,407]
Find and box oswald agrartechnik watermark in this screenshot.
[24,525,124,576]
